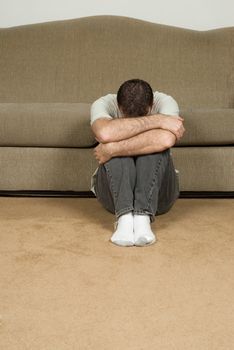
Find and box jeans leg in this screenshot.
[95,156,136,220]
[94,163,116,215]
[156,151,180,216]
[133,148,179,224]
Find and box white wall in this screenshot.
[0,0,234,30]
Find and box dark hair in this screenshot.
[117,78,153,117]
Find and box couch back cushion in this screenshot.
[0,15,234,110]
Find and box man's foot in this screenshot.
[133,214,157,246]
[110,211,134,246]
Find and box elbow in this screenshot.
[97,129,110,144]
[164,132,177,149]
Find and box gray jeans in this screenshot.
[94,148,180,224]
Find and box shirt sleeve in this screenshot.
[158,95,180,116]
[90,96,114,126]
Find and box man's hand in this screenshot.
[93,142,113,164]
[160,115,186,141]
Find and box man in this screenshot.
[90,78,185,247]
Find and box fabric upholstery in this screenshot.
[1,16,234,109]
[0,103,233,147]
[0,15,233,191]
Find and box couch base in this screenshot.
[0,190,233,198]
[0,146,234,191]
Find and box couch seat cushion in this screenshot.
[177,108,234,146]
[0,103,96,147]
[0,104,233,147]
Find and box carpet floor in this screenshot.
[0,197,233,349]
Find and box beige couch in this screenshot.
[0,15,234,197]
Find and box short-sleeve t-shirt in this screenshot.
[90,90,179,126]
[90,90,180,195]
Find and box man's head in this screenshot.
[117,78,154,118]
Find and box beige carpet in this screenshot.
[0,197,233,349]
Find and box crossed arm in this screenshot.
[100,128,176,157]
[94,116,181,164]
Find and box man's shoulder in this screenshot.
[96,93,117,103]
[90,93,118,124]
[153,90,179,116]
[153,90,170,101]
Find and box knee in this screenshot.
[104,156,135,170]
[136,148,170,164]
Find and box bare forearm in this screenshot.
[108,129,171,157]
[101,114,162,143]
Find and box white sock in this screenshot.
[133,214,156,246]
[110,211,134,246]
